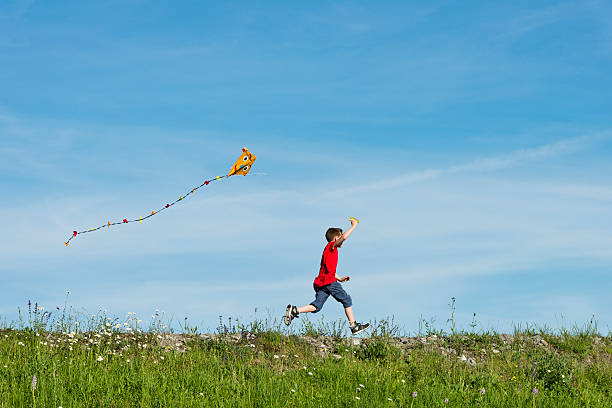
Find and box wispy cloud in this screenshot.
[334,133,607,195]
[497,2,576,39]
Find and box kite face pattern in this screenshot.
[64,148,256,246]
[227,147,256,177]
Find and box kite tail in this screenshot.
[64,173,233,246]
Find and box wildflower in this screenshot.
[401,379,405,383]
[273,355,279,359]
[126,359,130,363]
[96,356,103,362]
[359,384,365,388]
[105,322,110,327]
[293,354,298,357]
[18,341,24,346]
[412,391,417,398]
[291,389,296,393]
[355,396,360,400]
[532,388,538,396]
[308,372,313,376]
[547,369,551,373]
[199,392,203,396]
[480,388,485,395]
[388,398,393,401]
[444,398,449,403]
[31,375,37,391]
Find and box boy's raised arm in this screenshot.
[333,218,359,248]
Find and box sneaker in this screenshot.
[283,305,299,326]
[350,322,370,335]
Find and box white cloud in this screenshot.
[332,133,606,195]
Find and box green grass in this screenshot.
[1,305,611,407]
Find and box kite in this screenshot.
[64,147,256,246]
[228,147,256,177]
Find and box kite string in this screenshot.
[64,172,232,246]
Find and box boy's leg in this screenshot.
[298,305,317,313]
[284,288,330,326]
[344,306,356,326]
[328,282,370,335]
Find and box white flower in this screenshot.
[388,398,393,401]
[273,355,279,359]
[294,354,299,357]
[97,356,103,362]
[355,396,360,400]
[308,372,313,376]
[291,389,296,393]
[199,392,203,396]
[562,374,565,378]
[105,322,110,327]
[18,342,24,346]
[401,379,406,383]
[547,369,551,373]
[359,384,365,388]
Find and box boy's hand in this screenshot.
[338,276,350,282]
[349,217,359,226]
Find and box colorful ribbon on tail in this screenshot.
[64,148,256,246]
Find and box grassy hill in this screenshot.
[1,306,611,407]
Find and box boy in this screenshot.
[284,217,370,335]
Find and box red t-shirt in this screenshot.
[313,241,339,288]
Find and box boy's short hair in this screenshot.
[325,227,343,242]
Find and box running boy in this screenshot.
[284,217,370,335]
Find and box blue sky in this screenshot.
[1,1,612,334]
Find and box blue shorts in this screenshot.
[310,281,352,312]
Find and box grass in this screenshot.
[1,301,611,407]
